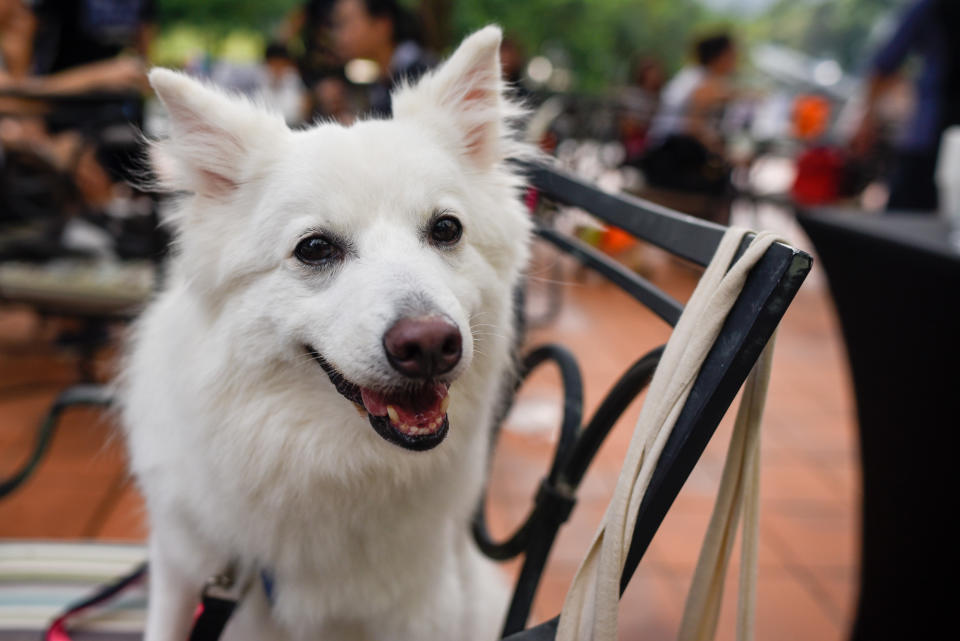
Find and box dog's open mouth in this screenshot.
[307,347,450,451]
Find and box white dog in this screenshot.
[120,26,531,641]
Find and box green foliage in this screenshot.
[745,0,902,71]
[450,0,722,90]
[155,0,302,36]
[149,0,902,90]
[151,0,728,91]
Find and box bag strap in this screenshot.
[677,337,772,641]
[557,228,779,641]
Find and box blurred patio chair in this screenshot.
[0,87,162,379]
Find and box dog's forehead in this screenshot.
[276,120,463,207]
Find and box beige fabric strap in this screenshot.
[556,228,780,641]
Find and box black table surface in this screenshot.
[797,208,959,641]
[800,208,960,265]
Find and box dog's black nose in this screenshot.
[383,316,462,378]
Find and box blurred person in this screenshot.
[314,74,355,124]
[853,0,960,213]
[30,0,153,76]
[207,45,309,126]
[648,33,737,151]
[0,0,33,79]
[331,0,432,116]
[640,32,739,196]
[1,0,155,248]
[260,42,309,126]
[2,56,147,104]
[618,56,665,165]
[281,0,340,87]
[279,0,351,122]
[3,3,145,103]
[499,34,529,101]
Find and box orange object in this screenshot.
[600,226,636,254]
[793,95,831,140]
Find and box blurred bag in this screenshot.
[640,134,730,197]
[791,145,844,206]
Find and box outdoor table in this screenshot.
[796,209,960,641]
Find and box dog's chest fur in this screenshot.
[124,283,511,638]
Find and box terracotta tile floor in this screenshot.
[0,225,860,639]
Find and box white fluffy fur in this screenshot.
[120,26,532,641]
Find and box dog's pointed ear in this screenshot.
[149,68,287,198]
[392,26,510,170]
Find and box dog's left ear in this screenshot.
[392,26,509,170]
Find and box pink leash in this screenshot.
[45,562,148,641]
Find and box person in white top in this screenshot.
[260,42,309,126]
[648,33,738,152]
[640,33,738,201]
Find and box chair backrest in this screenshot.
[474,160,812,640]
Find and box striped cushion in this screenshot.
[0,542,146,640]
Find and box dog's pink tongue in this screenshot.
[360,388,390,417]
[361,383,450,435]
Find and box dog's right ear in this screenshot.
[392,26,513,171]
[149,69,287,199]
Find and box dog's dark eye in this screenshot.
[430,215,462,246]
[295,236,342,265]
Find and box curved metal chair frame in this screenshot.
[473,161,812,639]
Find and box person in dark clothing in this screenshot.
[331,0,431,117]
[1,0,156,250]
[854,0,960,212]
[24,0,154,206]
[31,0,154,76]
[292,0,341,88]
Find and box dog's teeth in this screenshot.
[387,406,399,424]
[441,396,450,413]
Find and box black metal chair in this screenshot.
[472,160,812,639]
[0,161,811,639]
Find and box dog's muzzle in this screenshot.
[306,317,460,451]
